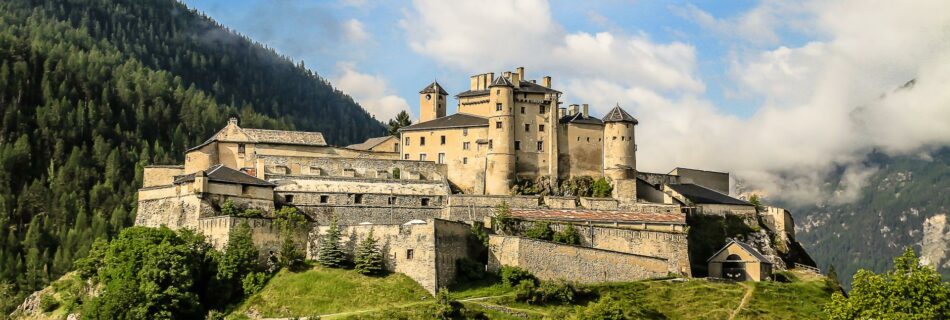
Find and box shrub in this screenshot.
[205,310,225,320]
[220,199,240,216]
[515,279,577,305]
[456,258,486,282]
[524,221,554,241]
[591,177,612,198]
[434,289,462,319]
[39,293,59,313]
[241,272,268,296]
[500,265,537,287]
[493,202,516,234]
[774,270,799,283]
[354,230,385,276]
[553,224,581,245]
[568,294,652,320]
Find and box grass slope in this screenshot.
[229,265,431,318]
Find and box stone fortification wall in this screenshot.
[300,205,442,227]
[135,187,202,229]
[545,222,689,276]
[636,171,679,187]
[579,197,618,210]
[259,155,446,180]
[195,216,303,262]
[142,165,184,187]
[488,235,669,283]
[443,195,540,222]
[543,196,577,209]
[309,219,473,294]
[697,203,758,226]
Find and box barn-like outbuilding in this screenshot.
[707,239,773,281]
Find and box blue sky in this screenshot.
[183,0,950,202]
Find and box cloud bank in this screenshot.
[333,63,411,122]
[402,0,950,204]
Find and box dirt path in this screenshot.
[728,283,755,320]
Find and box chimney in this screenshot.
[487,72,494,88]
[516,67,525,80]
[512,72,521,88]
[503,71,511,79]
[558,107,566,118]
[228,116,239,126]
[582,104,589,117]
[470,75,478,90]
[542,76,551,88]
[568,104,579,115]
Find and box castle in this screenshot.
[136,67,808,293]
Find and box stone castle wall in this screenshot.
[488,235,669,283]
[549,223,690,276]
[442,195,540,222]
[195,216,305,262]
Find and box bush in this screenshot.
[493,202,516,234]
[500,265,537,287]
[774,270,799,283]
[591,177,612,198]
[456,258,486,282]
[524,221,554,241]
[204,310,225,320]
[514,279,577,305]
[568,294,656,320]
[553,224,581,245]
[241,272,268,296]
[39,293,59,313]
[434,289,462,319]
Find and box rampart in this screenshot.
[488,235,669,283]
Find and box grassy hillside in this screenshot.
[222,268,832,320]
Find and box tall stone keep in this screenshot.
[485,75,516,195]
[602,104,638,179]
[419,81,448,123]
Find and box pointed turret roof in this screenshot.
[488,74,513,87]
[419,81,448,95]
[602,104,639,124]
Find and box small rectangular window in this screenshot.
[404,153,410,160]
[238,143,246,154]
[621,136,625,141]
[388,196,396,205]
[520,106,525,114]
[587,137,590,142]
[406,249,414,260]
[354,194,364,204]
[421,198,430,206]
[405,137,410,146]
[285,194,294,203]
[420,137,426,146]
[537,141,544,151]
[539,124,545,132]
[496,121,503,129]
[463,142,470,150]
[440,135,446,145]
[489,140,493,150]
[420,154,427,161]
[496,103,503,111]
[463,157,468,164]
[437,153,445,164]
[540,106,546,114]
[515,141,521,150]
[320,195,329,203]
[463,128,468,136]
[524,124,530,132]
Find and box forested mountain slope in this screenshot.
[788,148,950,287]
[0,0,385,311]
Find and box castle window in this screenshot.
[463,128,468,136]
[284,195,294,203]
[463,157,468,164]
[496,103,503,111]
[524,124,530,132]
[520,106,525,114]
[613,136,617,141]
[537,141,544,151]
[238,143,246,154]
[488,140,493,150]
[320,195,329,203]
[440,135,446,145]
[420,137,426,146]
[463,142,470,150]
[421,198,430,206]
[577,137,580,141]
[496,121,502,129]
[405,137,410,146]
[626,124,630,128]
[587,137,590,142]
[437,153,445,164]
[540,106,546,114]
[539,124,545,132]
[404,154,410,160]
[406,249,414,260]
[621,136,625,141]
[419,154,427,161]
[354,194,364,204]
[515,141,521,151]
[388,196,396,205]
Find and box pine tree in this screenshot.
[354,229,384,276]
[387,110,412,136]
[317,214,347,268]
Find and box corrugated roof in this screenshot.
[174,164,275,187]
[707,239,772,263]
[667,183,750,206]
[510,209,685,224]
[419,81,448,95]
[346,136,394,150]
[559,112,604,125]
[398,113,488,132]
[602,104,639,124]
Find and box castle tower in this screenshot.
[419,81,448,123]
[485,75,516,195]
[602,104,639,179]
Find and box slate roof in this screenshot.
[602,104,639,124]
[559,112,604,125]
[174,164,275,187]
[667,183,751,206]
[707,239,772,263]
[187,125,327,151]
[510,209,685,224]
[346,136,395,150]
[455,77,560,97]
[489,75,513,87]
[515,80,561,94]
[419,81,448,95]
[455,89,490,98]
[398,113,488,132]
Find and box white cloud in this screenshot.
[402,0,950,204]
[333,63,411,121]
[342,19,369,43]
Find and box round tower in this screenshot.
[485,75,516,195]
[602,103,639,180]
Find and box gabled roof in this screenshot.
[489,75,513,87]
[559,112,604,125]
[419,81,448,95]
[187,124,327,151]
[346,136,395,150]
[667,183,750,206]
[174,164,275,187]
[455,89,489,98]
[515,80,561,94]
[602,104,639,124]
[398,113,488,132]
[707,239,772,264]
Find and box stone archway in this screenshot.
[723,254,746,281]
